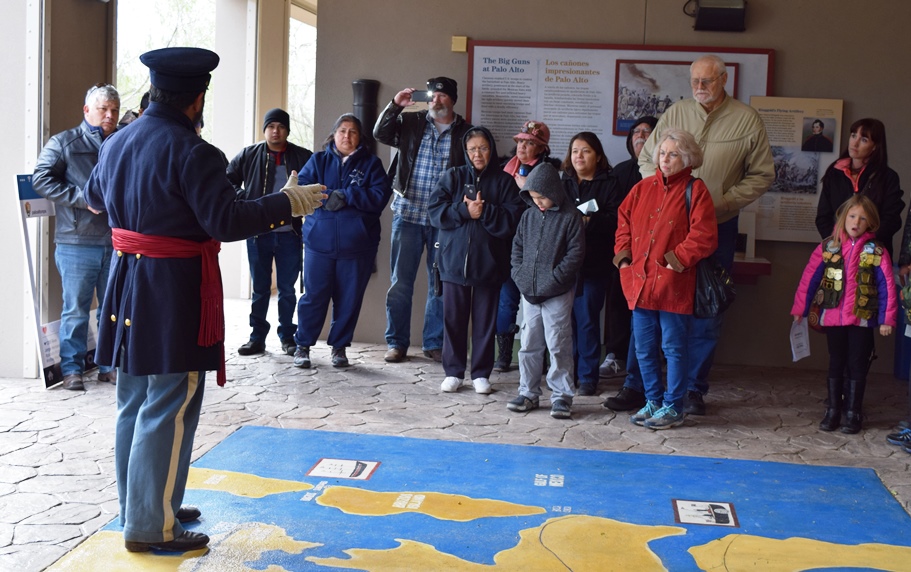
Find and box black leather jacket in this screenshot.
[33,121,111,245]
[373,102,472,196]
[226,141,312,234]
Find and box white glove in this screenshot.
[282,171,326,217]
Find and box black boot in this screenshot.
[819,377,843,432]
[840,379,866,434]
[494,325,518,372]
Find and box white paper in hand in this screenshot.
[790,319,810,362]
[577,198,599,215]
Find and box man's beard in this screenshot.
[428,104,447,120]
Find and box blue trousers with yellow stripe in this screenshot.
[115,369,205,543]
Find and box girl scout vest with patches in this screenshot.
[814,238,883,321]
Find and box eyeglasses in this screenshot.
[690,75,723,88]
[631,127,653,136]
[466,146,490,155]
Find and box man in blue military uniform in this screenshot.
[84,47,325,553]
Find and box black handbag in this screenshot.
[685,179,736,319]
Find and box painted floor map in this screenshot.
[50,427,911,571]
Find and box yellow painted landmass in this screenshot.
[186,467,312,498]
[690,534,911,572]
[317,485,546,521]
[178,522,321,571]
[46,524,321,572]
[309,515,686,571]
[45,530,207,572]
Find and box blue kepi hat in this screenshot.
[140,47,220,92]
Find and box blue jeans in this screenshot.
[632,309,691,409]
[623,216,739,396]
[54,243,113,375]
[384,216,443,351]
[496,278,521,335]
[246,231,301,343]
[572,275,608,385]
[688,216,738,395]
[116,367,204,543]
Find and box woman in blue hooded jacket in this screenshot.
[428,126,524,394]
[292,114,392,368]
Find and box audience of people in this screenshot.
[43,54,909,444]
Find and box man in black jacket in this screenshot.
[227,108,313,356]
[373,77,472,363]
[33,83,121,391]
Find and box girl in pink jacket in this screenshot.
[792,194,897,434]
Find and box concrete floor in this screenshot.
[1,297,910,571]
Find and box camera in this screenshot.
[411,90,433,103]
[518,164,533,177]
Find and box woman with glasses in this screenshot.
[428,127,524,394]
[495,120,561,371]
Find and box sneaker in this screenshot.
[384,347,406,363]
[550,399,572,419]
[644,404,686,430]
[630,400,661,426]
[280,339,296,356]
[423,348,443,363]
[472,377,492,394]
[506,395,539,412]
[293,346,311,368]
[683,390,706,416]
[886,427,911,446]
[577,382,597,396]
[599,353,627,378]
[441,376,462,392]
[604,386,646,412]
[238,339,266,356]
[331,347,350,368]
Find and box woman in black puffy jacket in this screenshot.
[428,127,524,394]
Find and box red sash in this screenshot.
[111,228,226,386]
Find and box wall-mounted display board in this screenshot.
[748,96,843,243]
[467,41,773,165]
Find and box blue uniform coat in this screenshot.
[84,103,294,375]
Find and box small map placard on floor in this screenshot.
[673,499,739,527]
[307,458,379,480]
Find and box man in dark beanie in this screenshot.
[228,108,313,356]
[374,76,472,363]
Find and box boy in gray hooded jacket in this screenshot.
[508,163,586,418]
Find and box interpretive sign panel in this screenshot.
[468,41,772,164]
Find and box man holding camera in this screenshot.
[373,77,472,363]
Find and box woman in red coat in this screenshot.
[614,128,717,429]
